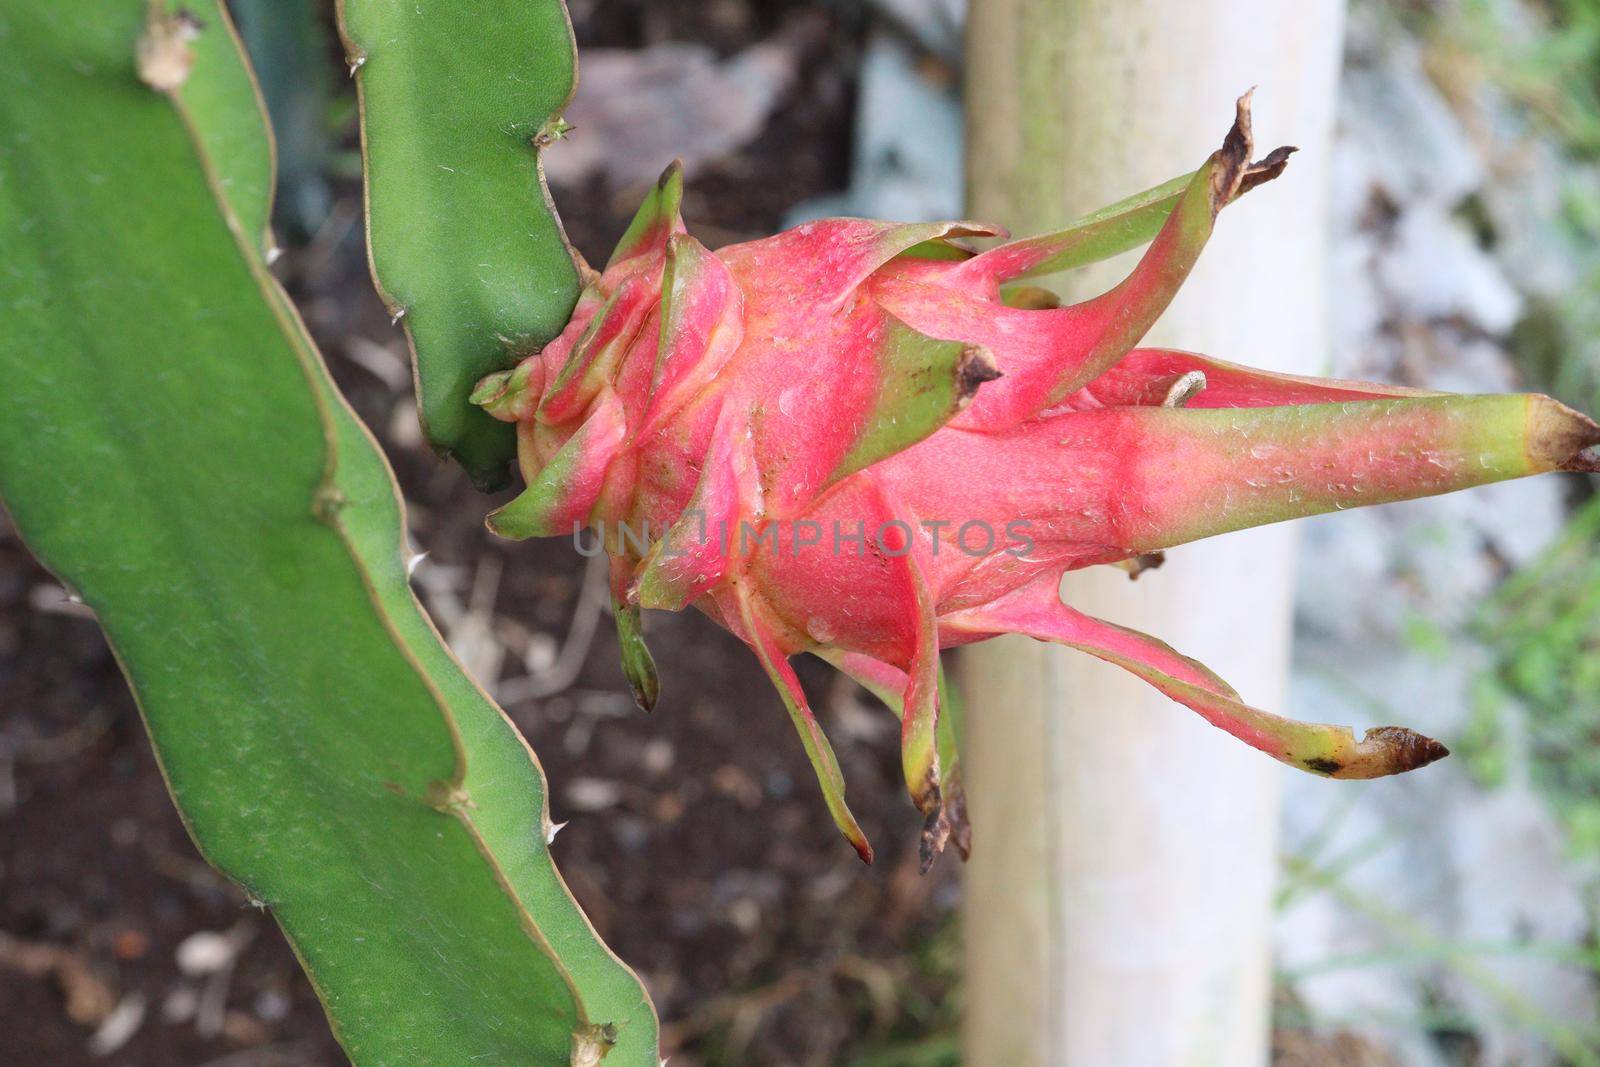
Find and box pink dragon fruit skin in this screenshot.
[475,96,1600,866]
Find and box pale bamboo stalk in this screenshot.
[960,3,1347,1064]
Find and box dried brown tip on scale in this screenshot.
[1530,396,1600,471]
[914,777,951,873]
[656,158,685,189]
[1210,90,1256,209]
[1364,726,1451,773]
[919,807,952,874]
[850,836,875,866]
[1240,145,1298,196]
[955,346,1003,405]
[910,771,942,817]
[1304,727,1451,779]
[1210,90,1296,209]
[1116,551,1166,580]
[944,783,973,861]
[1569,446,1600,473]
[626,674,658,714]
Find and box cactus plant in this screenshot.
[0,3,656,1063]
[337,0,583,489]
[475,95,1600,868]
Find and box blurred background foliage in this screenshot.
[1439,0,1600,858]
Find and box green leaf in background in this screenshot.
[336,0,584,489]
[0,3,657,1063]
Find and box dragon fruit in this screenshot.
[474,96,1600,867]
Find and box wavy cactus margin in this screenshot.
[336,0,584,490]
[0,4,656,1064]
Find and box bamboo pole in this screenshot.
[960,3,1346,1064]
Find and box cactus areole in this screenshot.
[475,98,1600,868]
